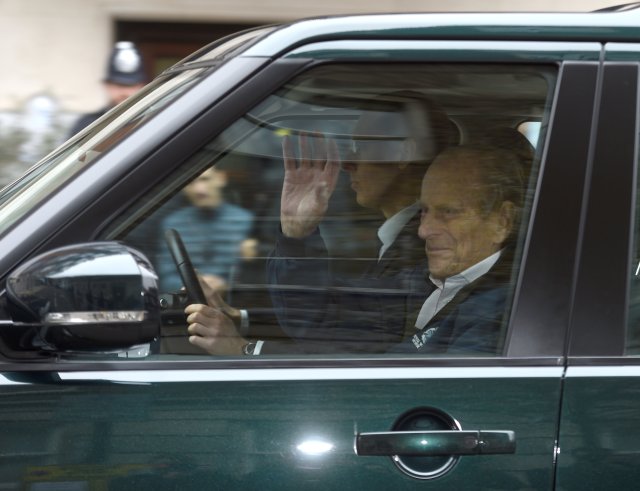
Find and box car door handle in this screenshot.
[355,430,516,456]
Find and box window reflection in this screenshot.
[115,63,555,357]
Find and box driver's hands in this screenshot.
[198,274,242,328]
[185,304,247,355]
[280,132,340,239]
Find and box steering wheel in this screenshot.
[164,228,208,304]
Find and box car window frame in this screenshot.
[0,40,604,367]
[567,57,639,360]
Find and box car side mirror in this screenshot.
[4,242,160,354]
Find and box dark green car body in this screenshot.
[1,7,640,490]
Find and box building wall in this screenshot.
[0,0,618,112]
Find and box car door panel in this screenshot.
[558,367,640,491]
[0,366,562,490]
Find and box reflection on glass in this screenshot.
[296,439,335,456]
[113,63,555,358]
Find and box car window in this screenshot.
[106,62,557,358]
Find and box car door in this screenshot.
[0,39,601,490]
[555,44,640,490]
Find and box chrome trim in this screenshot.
[566,366,640,377]
[44,311,146,324]
[283,40,601,61]
[393,453,458,480]
[51,366,564,384]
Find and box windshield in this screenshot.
[0,27,274,238]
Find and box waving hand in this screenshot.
[280,132,341,238]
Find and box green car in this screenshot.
[1,5,640,489]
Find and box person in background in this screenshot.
[67,41,146,138]
[157,166,256,294]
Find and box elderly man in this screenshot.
[185,144,523,356]
[399,144,522,354]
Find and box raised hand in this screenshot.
[280,132,341,238]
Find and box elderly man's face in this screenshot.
[418,152,512,280]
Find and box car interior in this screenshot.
[99,63,556,356]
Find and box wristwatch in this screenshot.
[242,342,257,355]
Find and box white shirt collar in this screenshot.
[377,202,420,259]
[414,249,503,330]
[429,249,502,289]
